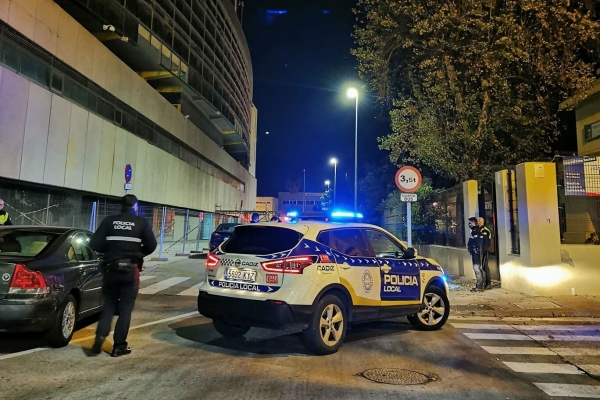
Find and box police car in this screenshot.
[197,220,449,355]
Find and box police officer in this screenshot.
[478,217,493,289]
[467,217,485,292]
[88,195,157,357]
[251,212,260,223]
[0,198,13,225]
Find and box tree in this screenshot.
[320,189,333,211]
[352,0,600,181]
[358,160,397,221]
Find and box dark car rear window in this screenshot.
[221,226,304,255]
[216,223,238,233]
[0,230,60,257]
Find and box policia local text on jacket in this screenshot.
[88,195,157,357]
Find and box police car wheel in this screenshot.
[302,295,347,355]
[407,286,449,331]
[46,294,78,348]
[213,319,251,338]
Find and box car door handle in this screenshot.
[340,265,352,270]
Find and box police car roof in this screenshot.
[251,221,381,232]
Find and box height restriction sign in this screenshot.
[395,166,422,193]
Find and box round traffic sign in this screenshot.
[125,164,133,183]
[395,166,422,193]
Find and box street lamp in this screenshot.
[324,180,331,189]
[347,88,358,212]
[329,158,338,207]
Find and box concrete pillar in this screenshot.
[462,180,479,246]
[516,162,561,268]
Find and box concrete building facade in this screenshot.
[0,0,256,220]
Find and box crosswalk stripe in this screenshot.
[481,346,555,355]
[139,277,191,295]
[503,362,583,374]
[529,335,600,342]
[140,276,156,282]
[533,383,600,398]
[452,322,600,332]
[450,316,600,323]
[463,333,532,341]
[177,283,203,296]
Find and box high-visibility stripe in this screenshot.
[0,213,8,224]
[106,236,142,243]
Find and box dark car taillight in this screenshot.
[9,264,50,295]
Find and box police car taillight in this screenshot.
[205,253,220,269]
[260,256,317,274]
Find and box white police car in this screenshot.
[197,221,450,355]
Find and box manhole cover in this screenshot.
[514,301,561,310]
[360,368,436,385]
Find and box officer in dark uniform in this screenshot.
[88,195,157,357]
[0,199,13,225]
[251,212,260,223]
[467,217,485,292]
[478,217,493,289]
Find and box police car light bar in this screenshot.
[286,211,298,217]
[331,211,364,219]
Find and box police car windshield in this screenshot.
[221,226,304,255]
[0,230,59,257]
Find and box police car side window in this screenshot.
[328,229,373,257]
[365,230,405,258]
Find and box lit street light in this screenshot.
[329,158,338,207]
[325,180,331,189]
[347,87,358,212]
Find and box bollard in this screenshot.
[195,214,201,251]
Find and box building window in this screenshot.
[283,201,290,205]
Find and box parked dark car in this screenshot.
[209,223,239,251]
[0,226,103,347]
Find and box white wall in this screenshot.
[0,0,257,211]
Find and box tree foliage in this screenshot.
[352,0,600,181]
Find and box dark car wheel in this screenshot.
[302,295,347,355]
[46,294,78,348]
[407,286,450,331]
[213,320,251,338]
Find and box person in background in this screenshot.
[270,215,281,222]
[467,217,485,292]
[584,232,599,245]
[88,195,157,357]
[478,217,493,290]
[0,199,13,225]
[251,213,260,223]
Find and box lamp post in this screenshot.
[347,88,358,212]
[329,158,338,207]
[324,180,331,190]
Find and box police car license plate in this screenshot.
[225,268,257,282]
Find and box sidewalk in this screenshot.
[448,275,600,319]
[142,239,209,269]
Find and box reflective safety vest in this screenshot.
[0,212,9,225]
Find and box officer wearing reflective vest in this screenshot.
[0,199,13,225]
[88,195,157,357]
[478,217,493,290]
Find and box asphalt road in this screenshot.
[1,259,599,399]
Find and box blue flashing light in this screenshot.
[287,211,298,217]
[442,275,448,283]
[331,211,354,218]
[267,10,287,14]
[355,213,364,219]
[323,9,330,14]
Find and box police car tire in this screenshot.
[407,286,449,331]
[46,294,77,348]
[302,295,347,355]
[213,319,251,338]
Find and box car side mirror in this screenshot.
[404,247,417,259]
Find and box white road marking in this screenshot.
[580,365,600,376]
[177,283,203,296]
[481,346,555,355]
[533,383,600,398]
[451,323,515,330]
[139,276,156,282]
[504,362,583,374]
[463,333,532,341]
[529,335,600,342]
[553,348,600,356]
[0,312,200,362]
[452,322,600,332]
[449,316,600,323]
[139,277,191,295]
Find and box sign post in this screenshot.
[124,164,133,194]
[395,166,423,247]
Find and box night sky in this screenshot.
[242,0,390,204]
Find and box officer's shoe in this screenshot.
[91,336,105,355]
[110,347,132,358]
[485,284,493,290]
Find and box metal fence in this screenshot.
[382,184,464,247]
[507,169,521,254]
[0,179,242,257]
[555,158,600,244]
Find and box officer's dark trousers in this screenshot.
[481,251,491,287]
[96,275,139,349]
[471,252,486,290]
